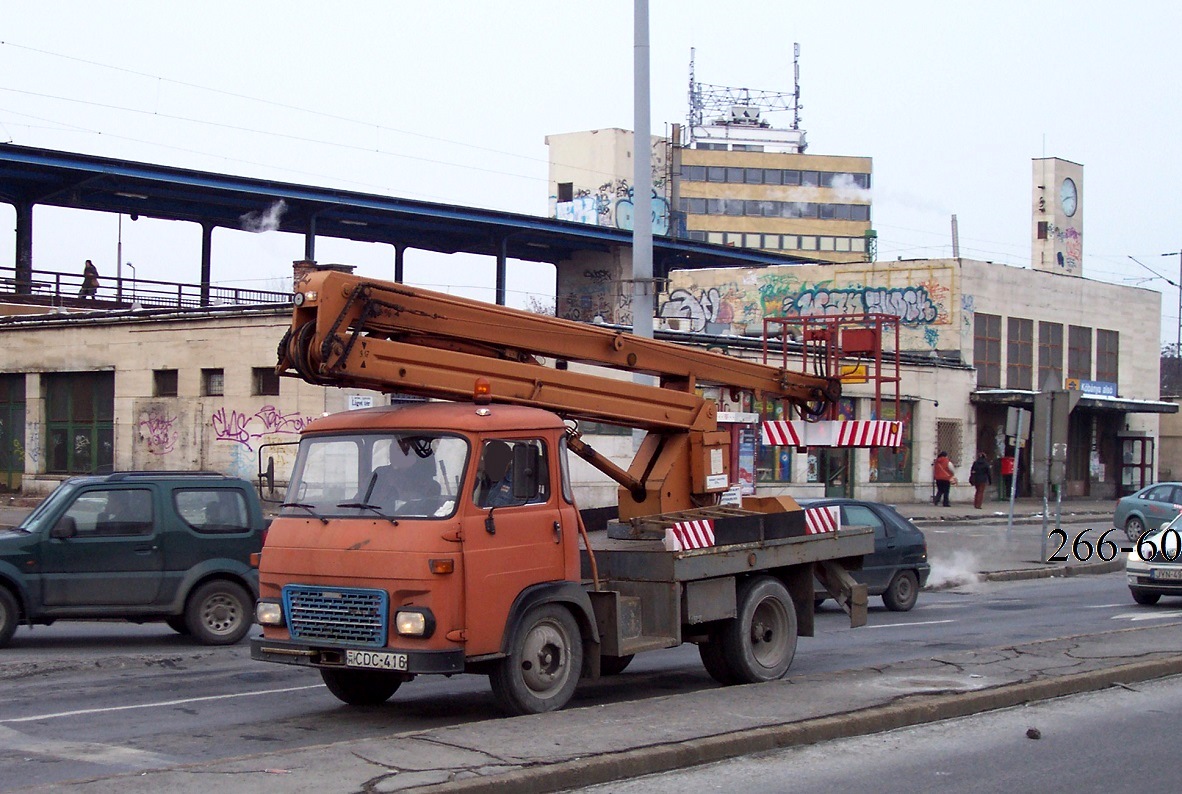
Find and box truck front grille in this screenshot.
[283,585,388,647]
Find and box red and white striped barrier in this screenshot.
[804,505,841,535]
[663,519,716,551]
[762,420,904,448]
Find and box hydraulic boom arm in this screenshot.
[279,268,841,517]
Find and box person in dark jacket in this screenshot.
[969,452,992,509]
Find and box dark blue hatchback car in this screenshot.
[801,498,931,612]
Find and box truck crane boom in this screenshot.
[279,267,842,518]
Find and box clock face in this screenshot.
[1060,177,1078,217]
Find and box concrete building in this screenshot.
[546,127,872,265]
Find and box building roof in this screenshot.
[0,143,824,277]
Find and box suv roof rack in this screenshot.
[104,471,230,480]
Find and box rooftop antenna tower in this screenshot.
[686,44,806,152]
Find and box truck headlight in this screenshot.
[395,608,435,638]
[256,600,284,626]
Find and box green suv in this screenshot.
[0,472,266,647]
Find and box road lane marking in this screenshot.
[1110,610,1182,622]
[0,683,323,724]
[862,619,955,630]
[1082,603,1128,609]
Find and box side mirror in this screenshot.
[511,444,540,501]
[51,515,78,539]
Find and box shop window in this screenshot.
[974,313,1002,388]
[869,401,913,483]
[153,369,178,397]
[1006,317,1034,390]
[1068,326,1092,381]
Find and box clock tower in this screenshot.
[1032,157,1084,276]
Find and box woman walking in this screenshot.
[932,451,955,507]
[969,452,992,509]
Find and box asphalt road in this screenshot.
[3,568,1172,791]
[576,672,1182,793]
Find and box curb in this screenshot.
[420,655,1182,794]
[979,558,1124,582]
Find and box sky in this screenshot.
[1,1,1181,339]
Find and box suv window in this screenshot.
[175,488,251,533]
[64,488,154,536]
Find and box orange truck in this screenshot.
[251,266,875,714]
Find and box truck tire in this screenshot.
[882,570,920,612]
[698,634,737,685]
[599,654,634,676]
[719,576,797,684]
[185,580,252,646]
[490,603,583,715]
[0,587,19,648]
[320,668,403,705]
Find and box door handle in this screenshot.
[553,521,561,543]
[133,545,158,555]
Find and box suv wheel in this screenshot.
[185,581,252,645]
[0,588,19,648]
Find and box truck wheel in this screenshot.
[185,581,252,646]
[599,654,634,676]
[166,616,191,635]
[1131,588,1161,606]
[320,668,402,705]
[720,576,797,684]
[882,570,920,612]
[698,635,737,685]
[490,603,582,715]
[0,587,19,648]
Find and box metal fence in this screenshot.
[0,265,290,309]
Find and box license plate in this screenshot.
[1150,568,1182,581]
[346,649,408,671]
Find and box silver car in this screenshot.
[1113,482,1182,540]
[1126,516,1182,605]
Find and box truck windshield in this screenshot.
[281,433,468,520]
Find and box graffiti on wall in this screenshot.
[138,408,179,455]
[555,180,670,235]
[658,264,955,351]
[211,406,315,451]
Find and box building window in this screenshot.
[851,237,867,253]
[556,182,573,203]
[781,170,802,186]
[756,398,792,483]
[800,236,817,251]
[935,419,963,468]
[974,313,1002,388]
[1096,329,1119,384]
[1038,322,1063,389]
[682,165,707,181]
[202,368,225,397]
[153,369,178,397]
[744,168,764,184]
[45,372,114,474]
[253,367,280,396]
[819,237,836,251]
[1068,326,1092,381]
[763,169,782,185]
[726,167,744,183]
[835,237,851,252]
[870,401,913,483]
[1006,318,1034,390]
[707,166,726,182]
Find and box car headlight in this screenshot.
[256,600,284,626]
[395,608,435,638]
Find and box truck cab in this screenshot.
[253,402,597,711]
